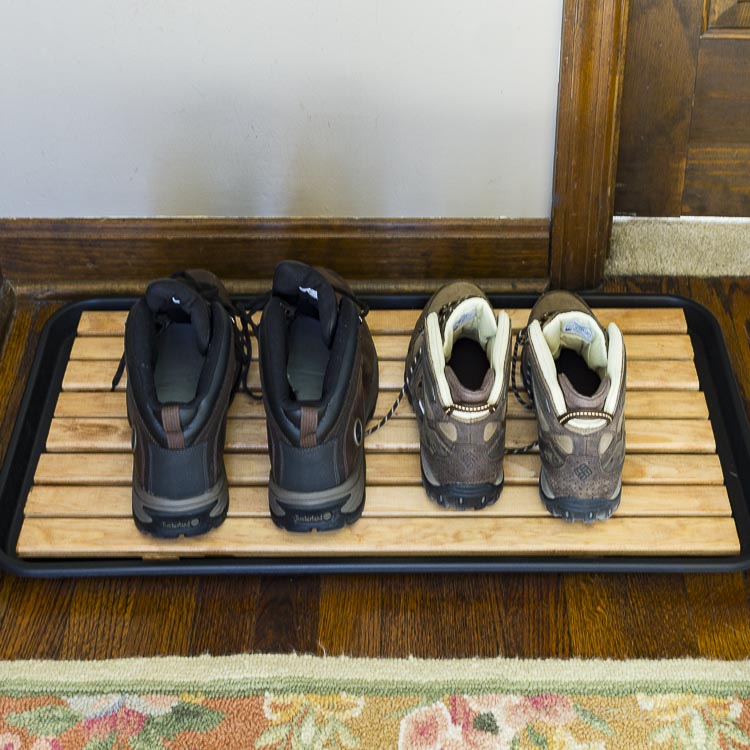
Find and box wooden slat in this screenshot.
[69,333,696,362]
[33,452,726,487]
[61,358,701,393]
[68,334,413,363]
[77,307,688,337]
[53,389,711,421]
[16,516,740,558]
[45,417,716,454]
[24,484,734,519]
[27,305,741,563]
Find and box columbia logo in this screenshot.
[574,464,593,481]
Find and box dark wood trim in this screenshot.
[614,0,704,216]
[0,218,549,297]
[549,0,631,289]
[702,28,750,40]
[0,281,15,359]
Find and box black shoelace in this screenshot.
[365,296,481,436]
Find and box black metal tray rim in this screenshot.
[1,292,749,577]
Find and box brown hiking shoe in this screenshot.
[404,282,512,509]
[518,291,626,522]
[257,261,379,532]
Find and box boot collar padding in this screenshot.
[425,298,511,418]
[529,313,624,422]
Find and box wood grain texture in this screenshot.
[24,485,733,520]
[622,575,698,657]
[3,278,750,661]
[707,0,750,31]
[0,218,549,294]
[563,574,634,658]
[69,332,696,362]
[54,388,711,421]
[689,37,750,145]
[614,0,704,215]
[31,451,726,487]
[680,36,750,214]
[682,144,750,216]
[26,298,731,563]
[75,307,689,337]
[61,356,702,392]
[15,517,741,559]
[550,0,630,288]
[44,416,717,454]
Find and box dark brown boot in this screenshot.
[122,270,243,537]
[258,261,378,532]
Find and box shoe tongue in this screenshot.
[444,365,495,405]
[145,278,212,355]
[272,261,339,347]
[558,373,610,412]
[442,297,495,345]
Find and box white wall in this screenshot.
[0,1,562,218]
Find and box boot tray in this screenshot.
[2,294,750,575]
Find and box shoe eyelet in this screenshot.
[353,419,363,446]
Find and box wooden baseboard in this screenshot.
[0,218,549,296]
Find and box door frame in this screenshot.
[549,0,631,289]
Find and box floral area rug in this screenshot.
[0,655,749,749]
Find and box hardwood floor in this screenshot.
[0,277,749,660]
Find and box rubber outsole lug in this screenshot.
[420,466,503,511]
[540,486,621,524]
[269,497,365,533]
[133,497,228,538]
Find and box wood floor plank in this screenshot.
[24,484,734,519]
[61,358,701,392]
[622,576,698,657]
[563,575,633,658]
[69,333,696,362]
[16,516,739,558]
[685,574,750,657]
[33,451,726,486]
[44,416,716,454]
[5,277,750,663]
[318,576,383,657]
[77,307,688,337]
[53,389,711,421]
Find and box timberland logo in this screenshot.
[294,512,333,524]
[574,464,593,481]
[162,518,200,530]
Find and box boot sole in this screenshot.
[132,473,229,538]
[269,454,366,532]
[420,465,503,510]
[540,479,621,523]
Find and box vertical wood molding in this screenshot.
[549,0,630,290]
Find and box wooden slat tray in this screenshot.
[2,294,750,575]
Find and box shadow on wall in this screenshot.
[149,89,382,217]
[146,83,538,218]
